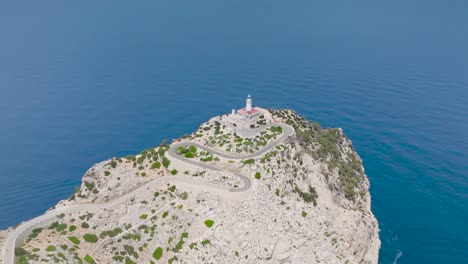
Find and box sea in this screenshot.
[0,1,467,263]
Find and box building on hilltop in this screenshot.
[237,95,261,119]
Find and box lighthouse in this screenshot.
[246,95,252,112]
[237,95,261,119]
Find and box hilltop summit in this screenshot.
[1,100,380,263]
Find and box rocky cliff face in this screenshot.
[1,109,380,264]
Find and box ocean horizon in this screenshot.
[1,1,467,263]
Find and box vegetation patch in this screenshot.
[201,239,211,247]
[140,214,148,220]
[99,227,123,239]
[162,157,170,168]
[151,161,161,169]
[294,185,318,206]
[204,219,215,228]
[15,247,33,264]
[45,245,56,252]
[68,236,80,245]
[243,159,255,165]
[152,247,163,260]
[55,223,67,232]
[84,181,95,191]
[104,171,111,176]
[254,172,261,179]
[15,247,28,257]
[28,227,43,240]
[200,155,213,162]
[84,254,96,264]
[180,192,189,200]
[290,112,365,202]
[270,126,283,133]
[83,234,99,243]
[125,257,136,264]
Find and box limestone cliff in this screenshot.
[1,109,380,264]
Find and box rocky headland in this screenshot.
[0,108,380,264]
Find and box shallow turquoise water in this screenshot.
[0,1,467,263]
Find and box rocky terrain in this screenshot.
[1,108,380,264]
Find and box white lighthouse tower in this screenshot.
[246,95,252,112]
[237,94,260,119]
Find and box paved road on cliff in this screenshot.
[2,123,293,264]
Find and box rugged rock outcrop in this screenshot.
[1,109,380,264]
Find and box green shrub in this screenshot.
[28,228,43,239]
[81,222,89,228]
[14,247,28,257]
[294,185,318,206]
[176,146,189,155]
[48,222,59,229]
[243,159,255,165]
[125,155,136,161]
[254,172,261,179]
[83,234,99,243]
[162,212,169,218]
[204,219,215,228]
[84,181,95,191]
[184,152,195,158]
[125,257,136,264]
[69,225,76,232]
[99,228,123,239]
[151,162,161,169]
[200,155,213,162]
[162,157,170,168]
[68,236,80,245]
[170,169,178,175]
[140,214,148,220]
[153,247,163,260]
[104,171,111,176]
[173,239,185,253]
[110,160,117,168]
[302,211,307,217]
[180,192,188,200]
[84,254,96,264]
[201,239,211,247]
[55,223,67,232]
[189,145,197,153]
[270,126,283,133]
[45,245,56,252]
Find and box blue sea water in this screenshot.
[0,1,467,263]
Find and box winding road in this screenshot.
[2,122,293,264]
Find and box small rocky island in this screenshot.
[0,96,380,263]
